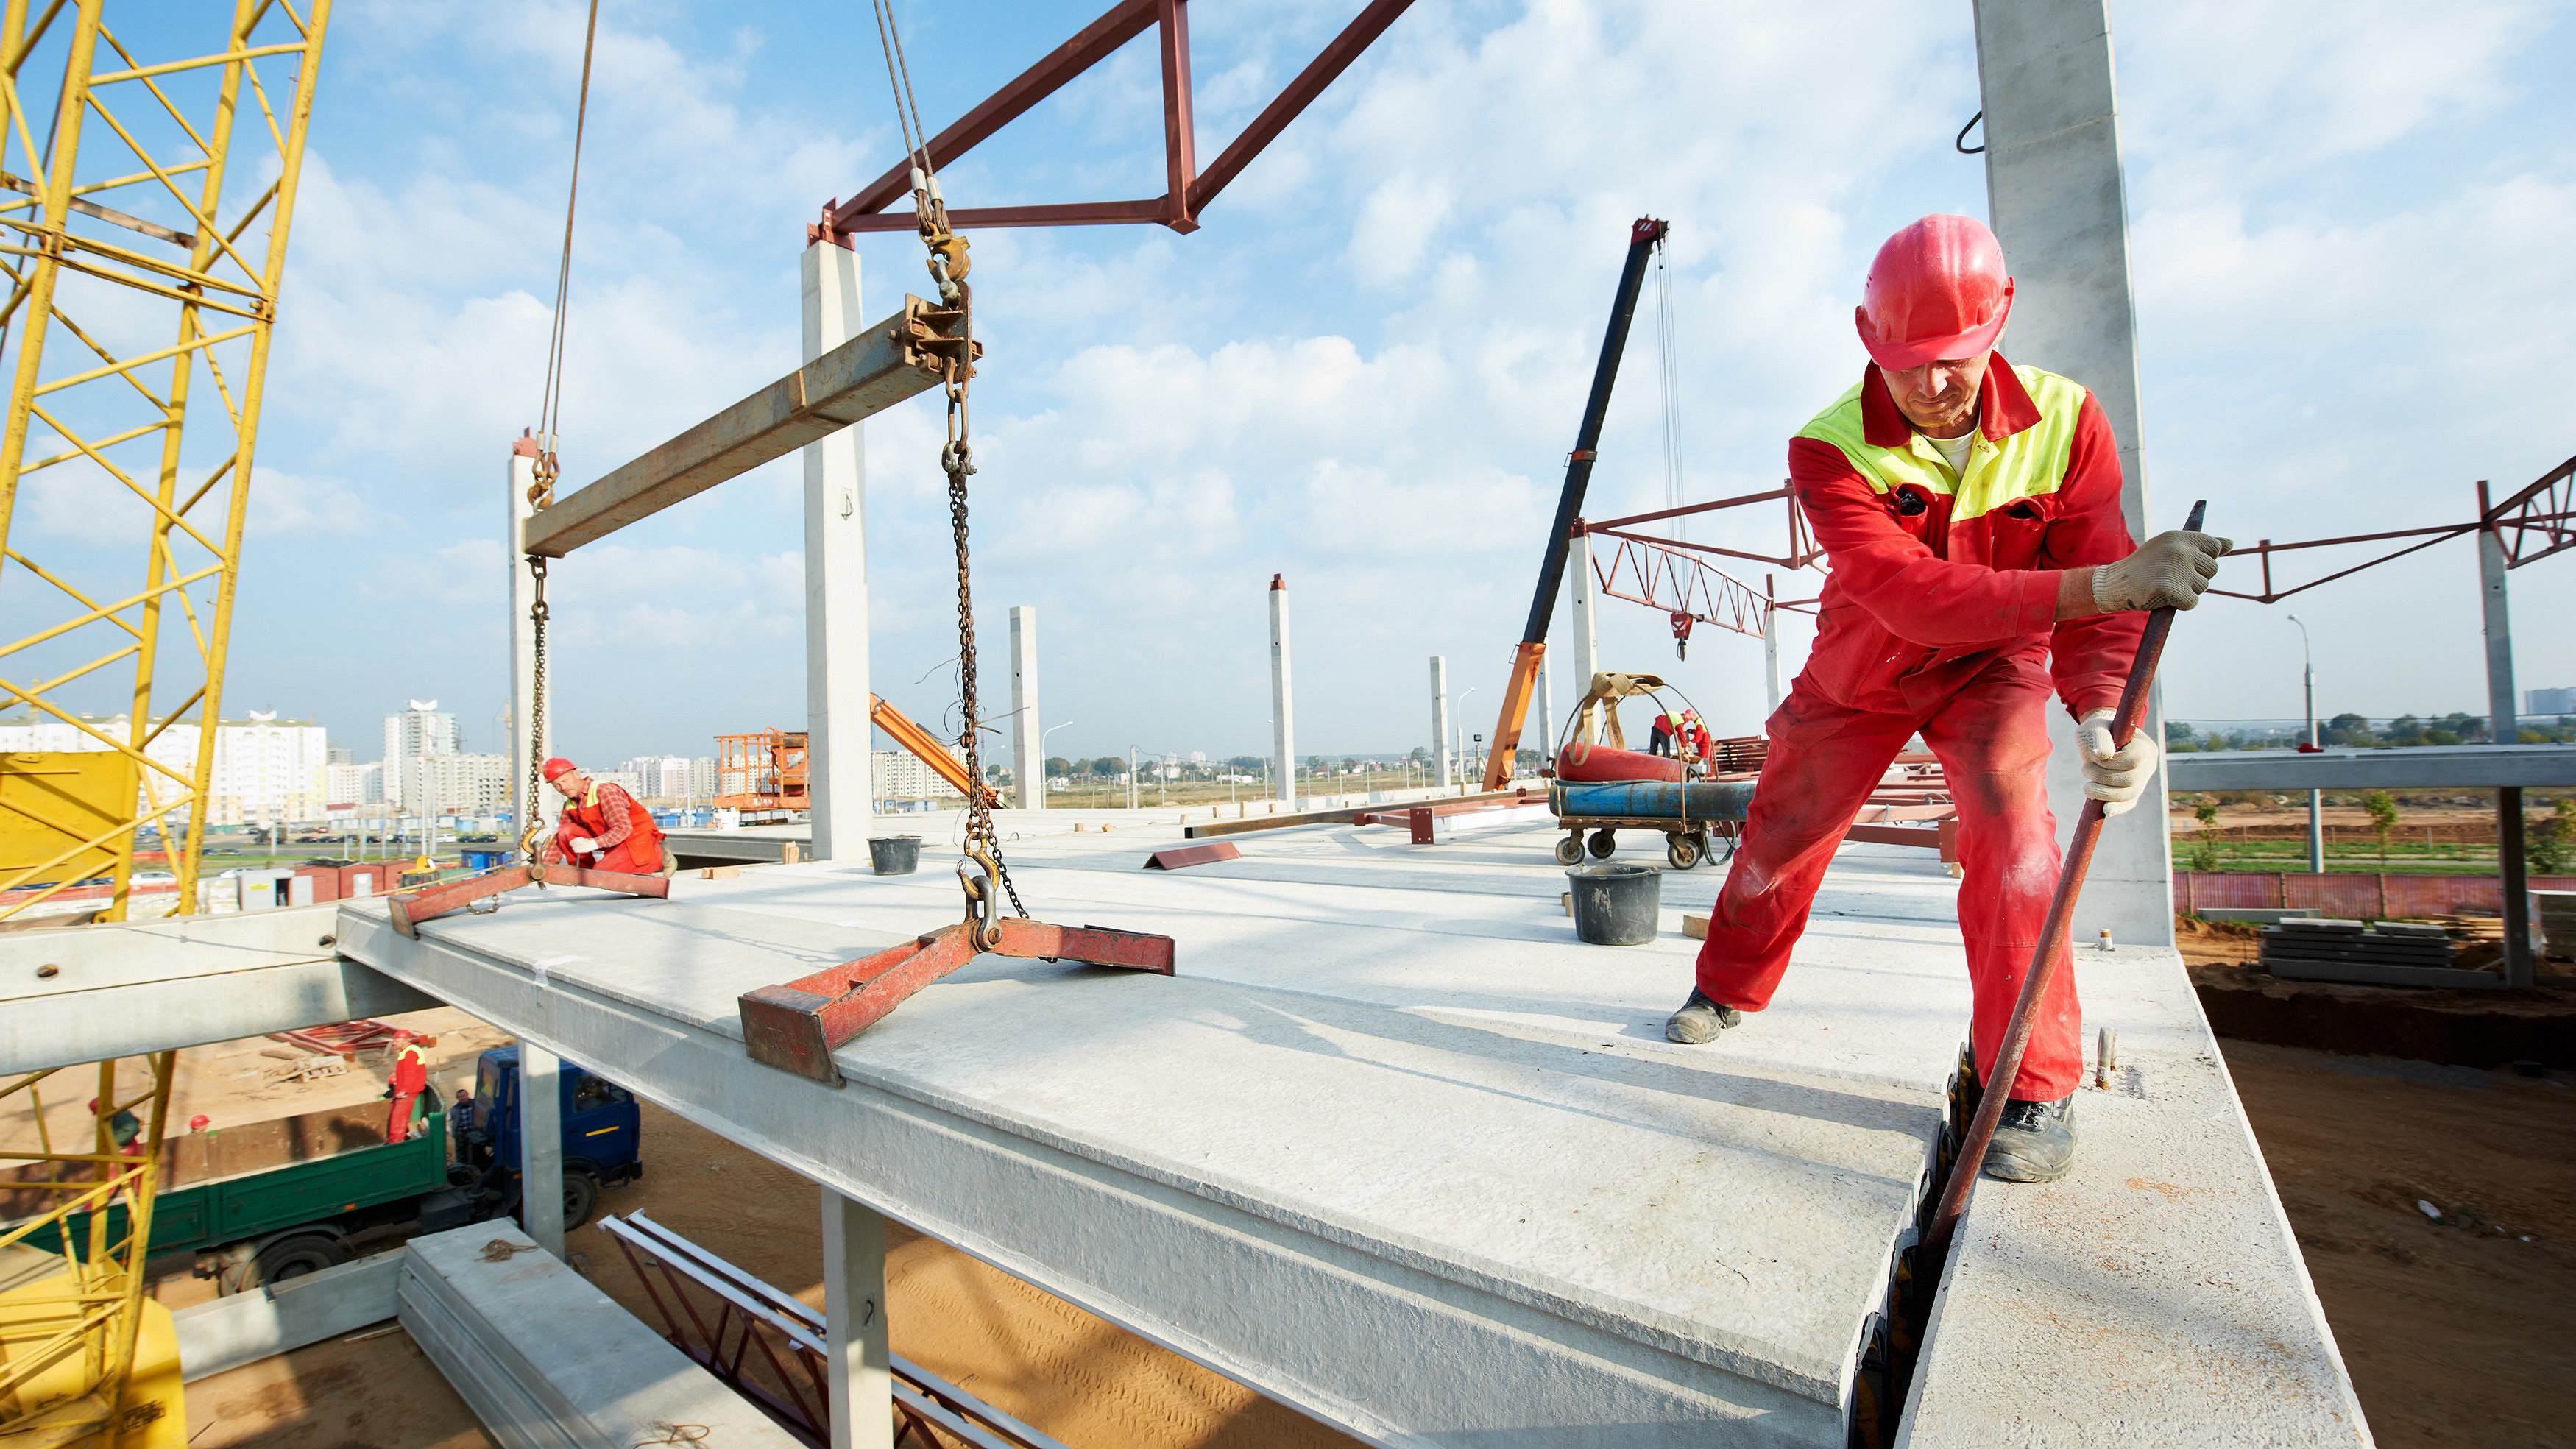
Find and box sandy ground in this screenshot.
[150,1021,2575,1448]
[2221,1042,2576,1448]
[177,1052,1356,1448]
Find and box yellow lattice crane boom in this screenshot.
[0,4,331,1444]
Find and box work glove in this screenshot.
[567,836,598,854]
[2091,531,2233,613]
[2073,709,2159,818]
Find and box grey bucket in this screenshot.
[1567,862,1663,945]
[866,835,921,875]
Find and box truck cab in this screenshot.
[459,1046,643,1230]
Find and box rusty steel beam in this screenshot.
[832,197,1176,234]
[868,692,988,803]
[524,298,973,557]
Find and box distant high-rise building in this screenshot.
[383,701,458,809]
[326,743,353,765]
[400,753,509,819]
[2528,686,2576,717]
[326,760,384,807]
[0,710,326,826]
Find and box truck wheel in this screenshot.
[1586,829,1616,859]
[562,1170,601,1231]
[222,1232,348,1294]
[1554,833,1585,866]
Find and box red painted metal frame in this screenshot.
[2208,458,2576,603]
[386,862,670,938]
[1593,534,1772,642]
[816,0,1415,244]
[739,917,1178,1084]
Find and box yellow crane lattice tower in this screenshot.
[0,4,330,1445]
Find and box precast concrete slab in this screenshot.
[337,821,1971,1448]
[336,818,2362,1445]
[1897,945,2371,1447]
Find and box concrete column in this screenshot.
[802,239,874,860]
[1762,577,1784,718]
[822,1188,894,1449]
[1430,656,1452,789]
[1009,606,1041,810]
[1538,643,1556,759]
[1975,0,2173,949]
[517,1041,563,1257]
[1270,575,1295,807]
[506,442,549,849]
[2479,524,2516,743]
[1568,545,1599,700]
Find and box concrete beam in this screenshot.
[0,904,439,1074]
[1895,949,2370,1445]
[175,1251,400,1382]
[2168,743,2576,791]
[523,294,963,558]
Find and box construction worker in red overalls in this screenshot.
[384,1031,429,1141]
[1663,215,2230,1184]
[540,757,672,877]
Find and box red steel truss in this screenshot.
[815,0,1414,243]
[2212,456,2576,603]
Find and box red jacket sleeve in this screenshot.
[1790,439,2062,645]
[2037,394,2145,719]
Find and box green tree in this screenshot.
[1044,756,1072,777]
[2187,799,2223,873]
[2528,798,2576,876]
[2164,719,2196,748]
[2385,714,2424,746]
[2363,790,2399,865]
[2324,712,2371,745]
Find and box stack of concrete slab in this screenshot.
[2260,918,2485,988]
[399,1222,799,1449]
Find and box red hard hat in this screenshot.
[1855,214,2014,370]
[542,757,578,783]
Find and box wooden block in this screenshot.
[1560,890,1571,916]
[698,865,740,880]
[1684,913,1710,940]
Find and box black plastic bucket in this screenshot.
[1567,862,1662,945]
[867,835,921,875]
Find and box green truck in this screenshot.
[21,1050,643,1292]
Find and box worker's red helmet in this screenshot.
[1855,214,2014,370]
[542,757,578,784]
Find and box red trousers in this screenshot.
[1692,653,2083,1102]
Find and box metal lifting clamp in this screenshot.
[386,853,670,938]
[735,850,1175,1085]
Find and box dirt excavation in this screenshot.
[163,999,2570,1448]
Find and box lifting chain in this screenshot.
[521,553,551,863]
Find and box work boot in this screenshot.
[1664,989,1741,1045]
[1981,1094,2077,1183]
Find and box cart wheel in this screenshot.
[1586,829,1616,860]
[1554,833,1585,866]
[1666,833,1701,870]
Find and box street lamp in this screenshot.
[2287,614,2322,873]
[1040,720,1072,807]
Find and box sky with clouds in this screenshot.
[26,0,2573,768]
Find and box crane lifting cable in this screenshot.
[731,3,1176,1085]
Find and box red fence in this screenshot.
[2174,871,2576,918]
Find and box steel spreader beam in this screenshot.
[388,862,671,937]
[523,298,973,557]
[740,918,1176,1085]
